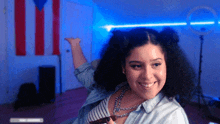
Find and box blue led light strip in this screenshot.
[104,21,220,31]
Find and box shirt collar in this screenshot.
[115,82,165,113]
[140,92,165,113]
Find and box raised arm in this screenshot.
[65,38,87,69]
[65,38,95,91]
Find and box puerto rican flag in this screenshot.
[15,0,60,56]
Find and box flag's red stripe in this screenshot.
[52,0,60,55]
[35,7,45,55]
[15,0,26,55]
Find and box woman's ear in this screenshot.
[121,60,126,74]
[122,66,125,74]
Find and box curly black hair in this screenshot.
[94,27,196,103]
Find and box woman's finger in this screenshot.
[106,117,115,124]
[64,38,81,46]
[64,38,70,40]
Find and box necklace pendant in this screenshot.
[116,108,120,112]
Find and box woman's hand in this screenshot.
[64,38,81,47]
[89,116,116,124]
[64,37,87,68]
[107,117,115,124]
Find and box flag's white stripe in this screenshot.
[25,0,53,56]
[25,0,35,56]
[44,0,53,56]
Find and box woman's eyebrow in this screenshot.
[150,58,162,61]
[129,58,162,64]
[129,61,142,64]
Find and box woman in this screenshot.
[64,27,196,124]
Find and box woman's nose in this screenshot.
[141,67,153,80]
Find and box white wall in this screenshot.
[92,6,111,60]
[65,0,94,6]
[0,0,9,104]
[61,0,93,92]
[0,0,94,105]
[176,27,220,98]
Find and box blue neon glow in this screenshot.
[190,21,215,25]
[104,21,220,31]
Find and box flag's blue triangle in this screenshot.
[33,0,47,11]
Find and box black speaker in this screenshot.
[39,65,55,103]
[14,83,40,111]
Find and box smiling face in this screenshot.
[123,42,167,100]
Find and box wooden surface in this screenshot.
[0,87,219,124]
[0,88,87,124]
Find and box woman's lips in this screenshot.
[139,81,156,88]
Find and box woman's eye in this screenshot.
[131,65,142,69]
[153,63,161,67]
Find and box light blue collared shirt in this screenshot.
[72,62,189,124]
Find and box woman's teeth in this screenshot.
[144,83,154,88]
[139,82,155,88]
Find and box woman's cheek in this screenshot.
[128,71,140,84]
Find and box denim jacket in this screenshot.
[72,62,189,124]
